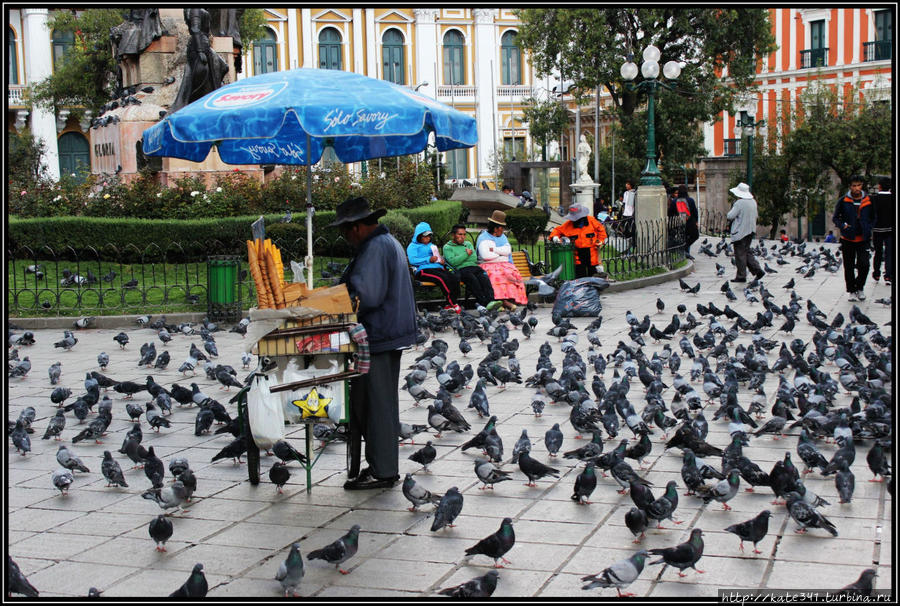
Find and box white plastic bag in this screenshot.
[280,358,305,424]
[247,373,284,451]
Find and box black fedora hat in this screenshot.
[328,196,387,227]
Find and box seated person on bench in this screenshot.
[443,224,502,313]
[407,222,462,313]
[476,210,529,311]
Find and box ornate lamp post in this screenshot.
[734,96,766,192]
[620,45,682,186]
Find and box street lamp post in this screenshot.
[620,45,682,186]
[734,96,766,192]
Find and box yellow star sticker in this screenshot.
[291,388,333,419]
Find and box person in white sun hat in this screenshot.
[726,182,765,284]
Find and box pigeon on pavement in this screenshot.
[402,473,442,511]
[438,570,499,597]
[275,543,305,597]
[101,451,128,487]
[474,457,513,490]
[51,468,74,495]
[8,555,40,597]
[724,510,772,554]
[169,563,208,597]
[149,514,173,551]
[696,468,740,510]
[464,517,516,568]
[581,550,649,597]
[431,487,464,531]
[648,528,705,577]
[56,444,90,472]
[784,491,838,536]
[142,480,187,513]
[409,441,437,472]
[625,507,650,543]
[835,569,878,598]
[518,451,559,487]
[269,462,291,494]
[571,462,598,505]
[307,524,361,574]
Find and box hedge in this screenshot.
[8,200,461,262]
[505,208,552,245]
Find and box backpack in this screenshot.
[674,197,691,218]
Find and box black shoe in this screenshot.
[754,271,765,280]
[343,474,399,490]
[730,278,747,283]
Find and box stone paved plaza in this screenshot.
[6,239,893,598]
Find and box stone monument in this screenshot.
[569,134,599,215]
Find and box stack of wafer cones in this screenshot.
[246,238,286,309]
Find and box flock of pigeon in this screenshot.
[7,236,892,598]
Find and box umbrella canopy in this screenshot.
[142,68,477,165]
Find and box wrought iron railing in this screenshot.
[800,48,829,69]
[436,85,477,98]
[723,138,742,157]
[863,40,892,61]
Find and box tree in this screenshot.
[520,96,569,161]
[29,9,269,117]
[514,9,776,172]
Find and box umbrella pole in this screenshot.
[306,133,314,289]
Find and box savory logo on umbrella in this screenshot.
[322,108,398,132]
[205,82,287,109]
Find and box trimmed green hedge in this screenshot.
[8,200,461,262]
[505,208,551,245]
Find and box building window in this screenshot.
[382,29,405,85]
[318,27,342,70]
[57,132,90,181]
[253,28,278,75]
[503,137,525,161]
[875,10,892,42]
[868,10,893,61]
[445,147,468,180]
[443,30,464,85]
[9,27,18,84]
[52,29,75,71]
[500,31,521,86]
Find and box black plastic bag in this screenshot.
[551,277,609,323]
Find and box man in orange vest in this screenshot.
[550,204,608,278]
[832,175,874,301]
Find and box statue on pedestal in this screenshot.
[170,8,228,113]
[110,9,164,60]
[576,134,592,183]
[209,8,245,73]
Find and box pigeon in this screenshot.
[54,331,78,351]
[474,457,513,490]
[438,569,499,597]
[169,563,208,597]
[402,473,442,511]
[8,555,40,597]
[511,429,532,464]
[571,462,598,505]
[724,510,772,554]
[101,451,128,487]
[409,441,437,472]
[56,444,90,472]
[272,440,309,465]
[648,528,705,577]
[398,422,429,445]
[835,569,878,598]
[145,402,171,432]
[269,462,291,494]
[431,486,464,531]
[149,514,173,551]
[48,361,61,385]
[113,332,129,349]
[8,356,31,378]
[866,440,892,482]
[696,468,740,510]
[51,468,74,495]
[10,420,31,455]
[834,459,856,504]
[645,481,682,528]
[169,457,190,479]
[784,491,838,536]
[154,351,171,370]
[518,451,560,487]
[544,423,564,457]
[210,437,247,465]
[142,480,188,512]
[42,409,67,441]
[307,524,361,574]
[581,550,649,597]
[625,507,650,544]
[50,386,72,406]
[275,543,305,597]
[464,517,516,568]
[143,446,165,488]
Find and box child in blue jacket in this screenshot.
[407,222,461,313]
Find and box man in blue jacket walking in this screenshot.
[333,197,417,489]
[832,175,874,301]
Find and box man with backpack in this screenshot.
[832,175,874,301]
[668,184,699,259]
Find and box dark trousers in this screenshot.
[872,231,893,280]
[841,239,870,292]
[733,234,762,279]
[415,267,460,306]
[457,265,494,306]
[348,350,402,479]
[574,248,593,278]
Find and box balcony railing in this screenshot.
[800,48,829,69]
[496,84,534,99]
[8,84,26,107]
[723,138,741,157]
[437,85,477,99]
[863,40,892,62]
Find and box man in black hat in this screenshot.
[331,197,417,489]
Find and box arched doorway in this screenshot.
[58,132,90,180]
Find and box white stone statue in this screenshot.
[576,134,592,183]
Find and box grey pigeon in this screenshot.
[8,555,39,597]
[431,486,464,531]
[402,473,441,511]
[56,444,90,472]
[275,543,305,597]
[51,468,74,495]
[438,569,499,597]
[8,356,31,378]
[142,480,187,512]
[644,480,681,528]
[544,423,564,456]
[10,420,31,455]
[307,524,361,574]
[42,409,66,441]
[835,460,855,504]
[581,550,649,597]
[48,361,61,385]
[169,563,208,597]
[168,457,190,478]
[149,514,173,551]
[696,468,740,510]
[101,451,128,487]
[785,491,838,536]
[464,517,515,568]
[409,441,437,471]
[474,457,513,489]
[511,429,532,464]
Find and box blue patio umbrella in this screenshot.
[142,68,477,286]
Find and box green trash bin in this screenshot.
[547,242,576,281]
[207,255,242,322]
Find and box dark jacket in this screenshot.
[341,224,417,353]
[832,193,874,243]
[871,190,894,233]
[668,196,699,243]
